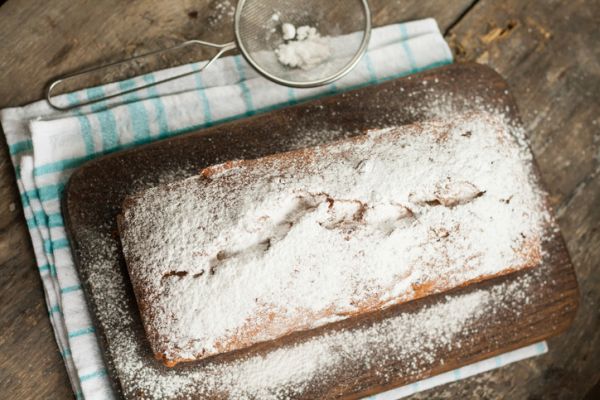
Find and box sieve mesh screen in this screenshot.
[236,0,370,86]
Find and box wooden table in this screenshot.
[0,1,598,398]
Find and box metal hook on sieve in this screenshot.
[46,40,236,111]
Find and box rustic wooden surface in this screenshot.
[0,0,597,399]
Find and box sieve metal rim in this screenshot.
[234,0,372,88]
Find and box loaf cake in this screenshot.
[117,111,549,367]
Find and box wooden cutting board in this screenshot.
[62,63,578,399]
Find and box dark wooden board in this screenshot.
[62,63,578,399]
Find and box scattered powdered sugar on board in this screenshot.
[72,81,560,399]
[118,111,550,365]
[82,230,541,399]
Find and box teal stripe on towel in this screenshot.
[26,211,47,228]
[26,209,48,229]
[286,87,297,105]
[79,369,107,382]
[38,263,52,273]
[37,183,65,202]
[87,87,119,150]
[60,285,82,294]
[48,212,64,227]
[536,342,547,353]
[495,355,503,367]
[8,139,33,155]
[233,56,255,116]
[18,186,55,253]
[52,238,70,250]
[192,63,213,126]
[142,74,170,135]
[27,212,64,229]
[328,82,338,94]
[24,182,65,202]
[67,93,96,155]
[400,24,418,70]
[363,52,378,83]
[68,326,95,338]
[39,263,57,276]
[34,154,93,176]
[119,79,151,141]
[48,304,62,315]
[44,238,70,253]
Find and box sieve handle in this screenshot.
[46,40,237,111]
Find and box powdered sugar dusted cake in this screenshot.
[117,111,550,367]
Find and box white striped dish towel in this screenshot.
[0,18,546,399]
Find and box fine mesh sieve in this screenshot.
[46,0,371,111]
[236,0,371,87]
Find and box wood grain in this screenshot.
[0,0,597,399]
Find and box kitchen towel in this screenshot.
[1,18,547,399]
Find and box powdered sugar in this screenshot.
[208,0,235,27]
[85,235,540,399]
[275,24,331,70]
[118,111,549,365]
